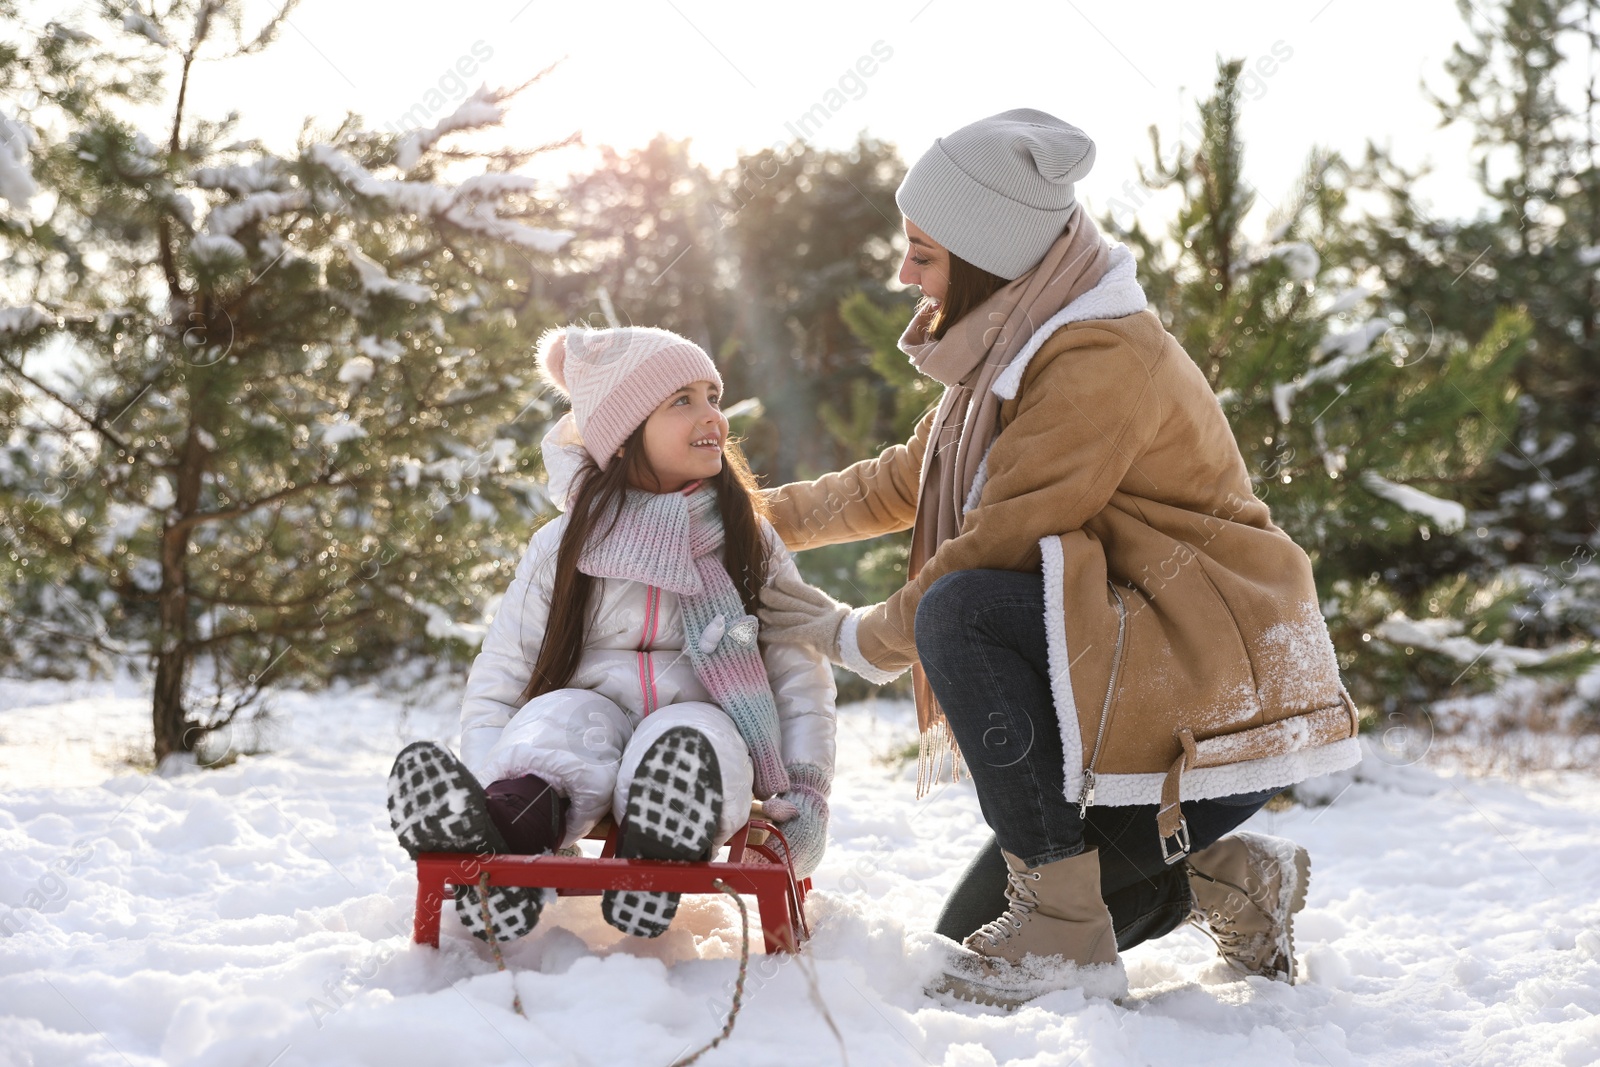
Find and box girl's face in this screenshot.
[626,380,728,492]
[898,217,950,303]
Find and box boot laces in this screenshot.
[972,866,1043,948]
[1187,865,1266,959]
[1203,906,1246,949]
[1186,901,1251,963]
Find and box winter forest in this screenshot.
[3,0,1600,1064]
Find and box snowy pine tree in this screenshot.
[716,135,905,482]
[544,134,907,483]
[799,289,925,675]
[1107,59,1587,718]
[1348,0,1600,681]
[0,2,571,765]
[550,136,727,350]
[823,290,928,456]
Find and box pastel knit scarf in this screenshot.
[576,481,790,799]
[896,204,1111,794]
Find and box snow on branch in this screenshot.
[307,144,381,196]
[414,599,487,644]
[357,335,404,361]
[189,233,246,266]
[309,144,573,254]
[1360,471,1466,533]
[1321,285,1374,316]
[46,22,96,44]
[1267,241,1320,281]
[335,239,432,303]
[0,304,53,334]
[394,86,507,171]
[1318,317,1391,360]
[1271,346,1382,424]
[0,109,39,210]
[203,189,309,238]
[121,8,171,47]
[453,173,544,198]
[337,356,374,384]
[441,197,573,253]
[318,416,367,446]
[308,144,453,213]
[193,160,283,196]
[1375,613,1585,674]
[443,171,573,251]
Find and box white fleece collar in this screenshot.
[991,243,1149,400]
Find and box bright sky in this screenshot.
[12,0,1549,255]
[5,2,1580,463]
[137,0,1498,239]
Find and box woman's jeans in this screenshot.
[914,569,1280,952]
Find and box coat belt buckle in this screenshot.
[1159,818,1191,865]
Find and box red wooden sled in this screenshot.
[412,807,813,954]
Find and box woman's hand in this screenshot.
[758,567,852,663]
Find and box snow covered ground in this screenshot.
[3,671,1599,1067]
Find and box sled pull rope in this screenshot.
[477,871,527,1019]
[670,878,751,1067]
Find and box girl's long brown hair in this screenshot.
[514,426,773,706]
[919,250,1009,341]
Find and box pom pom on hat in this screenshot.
[534,326,572,398]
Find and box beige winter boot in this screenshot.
[933,847,1128,1008]
[1186,831,1311,982]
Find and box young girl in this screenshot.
[386,325,836,943]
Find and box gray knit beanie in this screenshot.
[895,108,1096,280]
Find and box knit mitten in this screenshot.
[757,570,850,665]
[760,762,830,880]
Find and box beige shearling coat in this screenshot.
[765,248,1359,839]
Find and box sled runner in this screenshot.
[411,804,813,954]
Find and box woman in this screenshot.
[758,108,1361,1007]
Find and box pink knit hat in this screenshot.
[534,325,723,470]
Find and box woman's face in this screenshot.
[627,380,728,493]
[899,217,950,303]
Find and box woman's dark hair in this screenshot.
[919,249,1009,341]
[514,425,773,706]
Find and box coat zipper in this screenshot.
[1077,582,1128,819]
[635,584,661,716]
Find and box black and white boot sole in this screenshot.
[602,727,724,939]
[454,879,546,944]
[386,741,543,943]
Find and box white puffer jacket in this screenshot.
[458,510,838,788]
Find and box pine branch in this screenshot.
[0,351,145,459]
[5,508,119,575]
[233,0,300,56]
[184,604,384,650]
[166,471,375,536]
[0,615,147,661]
[184,583,340,610]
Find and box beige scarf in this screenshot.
[898,204,1112,796]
